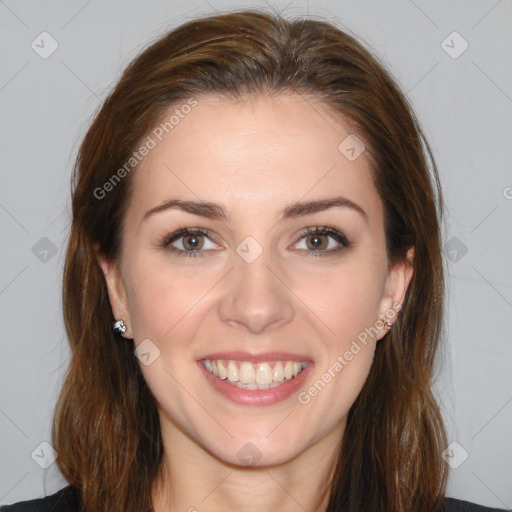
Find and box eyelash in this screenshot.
[159,226,351,259]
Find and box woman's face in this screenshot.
[99,93,412,467]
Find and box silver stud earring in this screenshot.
[379,316,393,332]
[113,319,127,335]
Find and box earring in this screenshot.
[113,319,127,335]
[379,316,393,332]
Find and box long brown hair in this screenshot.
[53,8,448,511]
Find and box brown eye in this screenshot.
[161,228,218,258]
[294,226,351,256]
[305,233,328,251]
[182,233,204,251]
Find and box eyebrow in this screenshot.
[142,196,368,223]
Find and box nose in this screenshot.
[217,246,294,334]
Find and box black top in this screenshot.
[1,485,510,511]
[1,486,79,512]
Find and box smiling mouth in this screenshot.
[200,359,308,390]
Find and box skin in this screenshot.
[98,93,414,512]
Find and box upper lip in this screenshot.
[198,351,313,363]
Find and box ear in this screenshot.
[376,246,414,340]
[96,246,133,339]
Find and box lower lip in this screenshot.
[197,361,313,406]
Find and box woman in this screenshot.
[2,9,509,512]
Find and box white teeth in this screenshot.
[202,359,308,390]
[240,362,255,384]
[256,363,273,385]
[272,361,284,382]
[227,361,239,382]
[284,361,293,380]
[218,360,227,380]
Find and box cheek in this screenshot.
[293,260,383,344]
[123,261,216,344]
[291,258,383,409]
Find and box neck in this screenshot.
[151,417,342,512]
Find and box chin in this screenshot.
[212,441,305,469]
[201,425,316,469]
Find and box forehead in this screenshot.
[126,93,383,229]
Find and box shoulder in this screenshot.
[0,485,80,512]
[441,497,511,512]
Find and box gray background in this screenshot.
[1,0,511,508]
